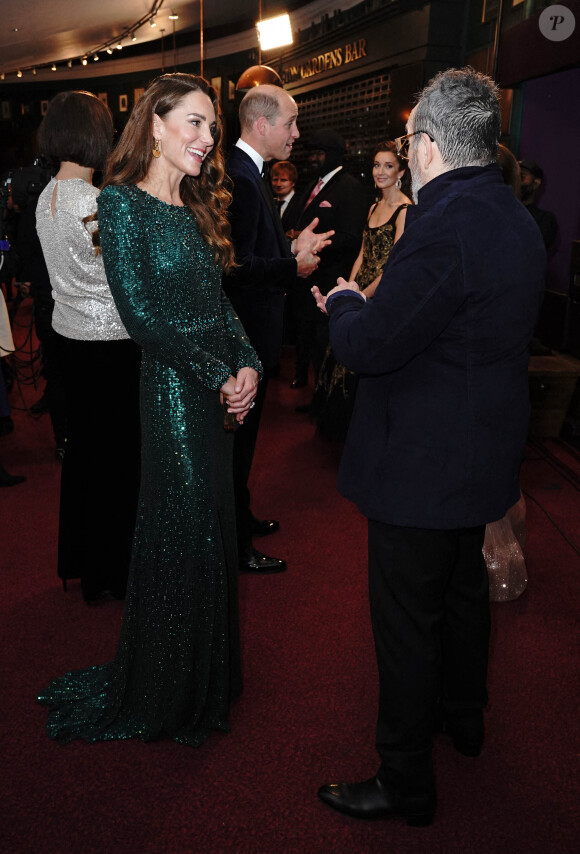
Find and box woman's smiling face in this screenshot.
[372,150,404,190]
[153,90,216,179]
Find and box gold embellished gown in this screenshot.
[310,203,407,441]
[38,185,261,746]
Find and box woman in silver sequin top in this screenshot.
[35,91,141,603]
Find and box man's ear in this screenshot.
[256,116,269,137]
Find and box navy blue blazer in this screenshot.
[327,165,546,529]
[223,146,297,369]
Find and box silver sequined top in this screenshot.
[36,178,129,340]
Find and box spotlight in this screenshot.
[169,12,179,20]
[150,17,156,28]
[131,32,137,42]
[116,43,122,50]
[107,47,113,54]
[32,68,37,75]
[93,54,99,61]
[51,64,57,71]
[17,69,22,78]
[82,57,88,66]
[257,14,293,51]
[1,73,5,81]
[67,59,73,68]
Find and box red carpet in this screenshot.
[1,323,580,853]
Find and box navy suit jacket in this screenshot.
[327,165,546,529]
[295,169,370,294]
[223,146,297,369]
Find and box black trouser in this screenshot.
[368,520,489,797]
[232,376,269,553]
[292,284,329,384]
[54,333,141,599]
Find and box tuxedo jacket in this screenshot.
[294,169,370,295]
[280,191,304,233]
[223,146,297,369]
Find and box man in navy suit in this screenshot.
[314,68,545,825]
[224,84,332,574]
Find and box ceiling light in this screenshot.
[67,59,73,68]
[82,57,88,66]
[257,14,293,51]
[0,73,5,81]
[169,12,179,20]
[107,47,113,54]
[150,17,156,28]
[116,42,123,50]
[17,69,22,78]
[51,64,57,71]
[131,32,137,42]
[93,54,99,61]
[32,68,37,75]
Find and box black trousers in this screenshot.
[292,284,329,383]
[232,376,269,552]
[368,520,489,796]
[54,333,141,600]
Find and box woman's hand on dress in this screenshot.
[221,367,259,424]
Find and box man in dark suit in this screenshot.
[269,160,301,230]
[224,84,332,574]
[289,130,369,390]
[313,68,545,825]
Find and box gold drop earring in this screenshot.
[152,138,161,158]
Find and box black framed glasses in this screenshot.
[394,131,435,160]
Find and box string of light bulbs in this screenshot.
[1,0,178,81]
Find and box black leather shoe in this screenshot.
[318,776,435,827]
[239,546,287,573]
[290,376,307,389]
[249,516,280,537]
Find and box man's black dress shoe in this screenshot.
[239,546,287,573]
[249,516,280,537]
[290,376,307,389]
[318,776,435,827]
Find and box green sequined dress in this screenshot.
[38,185,261,746]
[310,203,407,441]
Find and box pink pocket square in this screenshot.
[319,200,333,208]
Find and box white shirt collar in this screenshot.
[319,165,343,187]
[236,138,264,175]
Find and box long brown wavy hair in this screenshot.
[101,73,235,271]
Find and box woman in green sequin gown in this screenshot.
[38,75,261,747]
[310,142,411,441]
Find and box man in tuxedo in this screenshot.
[313,68,545,825]
[270,160,301,229]
[224,84,332,574]
[289,130,368,390]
